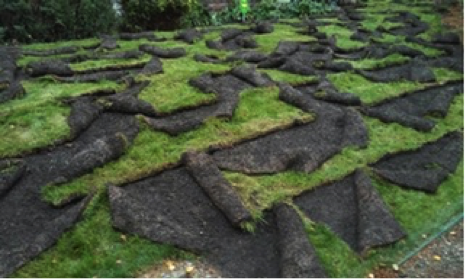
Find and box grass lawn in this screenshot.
[3,0,463,277]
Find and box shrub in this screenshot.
[0,0,117,43]
[120,0,200,31]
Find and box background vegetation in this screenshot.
[0,0,117,43]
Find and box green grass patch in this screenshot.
[0,80,122,157]
[318,25,367,50]
[137,57,230,113]
[329,69,462,105]
[12,193,192,278]
[254,24,315,53]
[329,72,423,104]
[1,80,121,113]
[0,102,70,158]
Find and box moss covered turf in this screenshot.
[3,0,463,277]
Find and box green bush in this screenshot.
[0,0,116,43]
[120,0,200,31]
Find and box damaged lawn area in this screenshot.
[1,0,463,277]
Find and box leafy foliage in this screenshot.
[120,0,201,31]
[213,0,339,24]
[0,0,116,43]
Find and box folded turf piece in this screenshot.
[99,50,145,60]
[109,167,326,277]
[357,58,436,82]
[21,46,79,57]
[0,160,26,198]
[294,170,406,254]
[306,77,361,106]
[252,21,274,34]
[361,82,463,131]
[27,60,74,77]
[385,11,429,37]
[212,83,367,174]
[227,34,258,49]
[102,93,158,117]
[226,50,268,63]
[139,44,186,58]
[99,35,119,50]
[183,151,252,227]
[175,28,204,44]
[0,81,25,104]
[230,65,274,87]
[258,55,287,68]
[0,51,17,87]
[431,32,461,45]
[279,59,316,75]
[140,56,163,75]
[221,28,243,41]
[144,73,251,135]
[275,204,327,278]
[206,29,258,51]
[274,41,301,56]
[68,98,103,138]
[54,70,130,82]
[188,72,218,94]
[372,132,463,193]
[194,54,222,64]
[279,50,333,76]
[0,113,139,277]
[120,31,157,41]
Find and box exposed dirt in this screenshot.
[400,221,464,278]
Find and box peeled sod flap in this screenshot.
[140,56,163,75]
[99,35,119,50]
[144,73,253,135]
[109,168,281,277]
[139,44,186,58]
[0,160,26,198]
[183,152,252,227]
[275,204,327,278]
[27,60,74,77]
[101,81,157,117]
[372,132,463,193]
[294,170,406,254]
[357,58,436,83]
[120,31,157,41]
[212,83,368,174]
[109,168,326,278]
[21,46,79,57]
[55,70,130,83]
[362,82,463,131]
[0,113,139,277]
[68,98,103,138]
[0,81,25,104]
[175,29,204,44]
